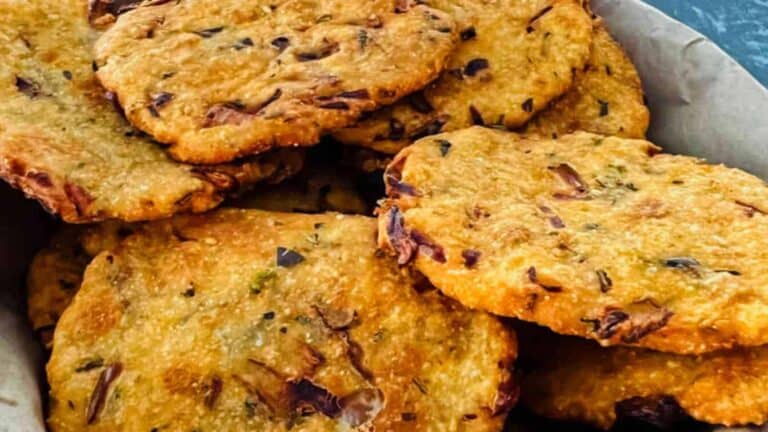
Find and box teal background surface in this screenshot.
[643,0,768,86]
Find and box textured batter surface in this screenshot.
[94,0,458,164]
[0,0,303,223]
[48,209,517,431]
[379,127,768,354]
[519,324,768,429]
[332,0,594,154]
[522,22,649,139]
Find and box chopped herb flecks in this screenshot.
[437,140,452,156]
[15,76,41,98]
[193,27,224,38]
[598,99,609,116]
[596,269,612,293]
[234,37,254,50]
[75,357,104,373]
[527,266,562,292]
[204,376,223,408]
[86,363,123,424]
[464,58,489,77]
[276,247,304,267]
[250,269,277,294]
[461,249,481,268]
[663,257,701,273]
[460,26,476,40]
[412,377,428,394]
[469,105,484,125]
[521,98,534,113]
[271,36,290,51]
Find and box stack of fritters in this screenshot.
[6,0,767,430]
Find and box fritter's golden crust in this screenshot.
[26,222,134,348]
[522,22,649,139]
[0,0,304,223]
[332,0,594,154]
[379,127,768,354]
[28,158,365,349]
[518,324,768,429]
[94,0,458,164]
[48,209,517,431]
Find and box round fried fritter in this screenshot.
[27,222,134,348]
[48,209,517,431]
[522,22,649,139]
[379,127,768,354]
[518,324,768,429]
[0,0,303,223]
[93,0,458,164]
[331,0,594,154]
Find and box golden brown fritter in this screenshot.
[48,209,517,431]
[379,127,768,354]
[0,0,303,223]
[518,324,768,429]
[331,0,594,154]
[93,0,458,164]
[27,222,135,348]
[522,22,649,139]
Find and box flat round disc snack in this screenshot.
[331,0,594,154]
[48,209,517,431]
[522,22,650,139]
[0,0,303,223]
[93,0,458,164]
[518,324,768,429]
[379,127,768,354]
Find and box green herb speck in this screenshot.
[249,269,277,295]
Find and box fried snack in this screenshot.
[522,22,649,139]
[379,127,768,354]
[332,0,594,154]
[29,160,366,350]
[518,324,768,429]
[48,209,517,431]
[26,222,133,348]
[0,0,304,223]
[93,0,458,164]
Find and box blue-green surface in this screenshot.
[643,0,768,86]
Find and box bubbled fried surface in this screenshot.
[523,22,649,139]
[0,0,303,223]
[332,0,594,154]
[379,127,768,354]
[93,0,458,164]
[47,209,516,431]
[518,324,768,429]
